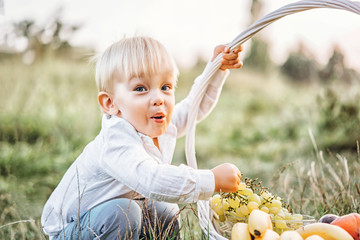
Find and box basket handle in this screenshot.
[186,0,360,239]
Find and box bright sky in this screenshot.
[1,0,360,70]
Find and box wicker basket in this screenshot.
[184,0,360,239]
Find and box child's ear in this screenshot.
[98,92,120,115]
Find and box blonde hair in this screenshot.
[95,36,179,93]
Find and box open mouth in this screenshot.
[151,113,165,121]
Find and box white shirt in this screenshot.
[41,66,229,237]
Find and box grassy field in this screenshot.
[0,55,359,239]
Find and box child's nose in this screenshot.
[152,92,164,106]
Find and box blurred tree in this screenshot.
[250,0,263,20]
[0,8,81,63]
[316,88,360,151]
[281,42,319,82]
[244,38,272,72]
[319,46,360,83]
[244,0,272,72]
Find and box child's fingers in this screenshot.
[230,45,243,54]
[223,47,242,60]
[212,45,227,61]
[235,45,243,53]
[222,52,240,61]
[220,61,243,70]
[222,58,240,66]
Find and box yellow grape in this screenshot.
[228,197,240,209]
[218,214,226,222]
[222,201,230,211]
[250,193,261,205]
[276,209,285,219]
[239,204,249,216]
[241,188,254,197]
[214,204,225,216]
[247,201,259,212]
[260,206,269,214]
[275,220,287,229]
[273,214,283,221]
[261,190,272,200]
[211,194,222,206]
[292,214,303,220]
[269,207,280,215]
[235,208,245,218]
[282,207,289,213]
[284,212,293,220]
[238,182,247,191]
[270,199,282,209]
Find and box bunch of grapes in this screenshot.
[210,177,305,232]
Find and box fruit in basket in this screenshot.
[304,235,324,240]
[296,222,353,240]
[229,209,353,240]
[231,222,252,240]
[279,230,302,240]
[318,213,339,224]
[210,177,311,233]
[248,209,273,237]
[330,212,360,240]
[262,229,280,240]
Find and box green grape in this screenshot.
[247,201,259,212]
[265,202,272,209]
[219,214,226,222]
[275,220,287,229]
[222,200,230,211]
[211,194,222,206]
[249,193,261,205]
[270,199,282,209]
[238,182,247,191]
[276,209,285,219]
[273,214,284,221]
[261,190,272,200]
[269,207,280,215]
[239,204,249,216]
[235,207,245,218]
[260,206,269,214]
[284,212,293,220]
[240,188,253,197]
[228,197,240,209]
[282,207,289,213]
[214,176,301,227]
[214,204,225,216]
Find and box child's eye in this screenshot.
[134,86,146,92]
[161,85,172,91]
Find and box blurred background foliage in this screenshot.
[0,4,359,239]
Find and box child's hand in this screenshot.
[211,163,241,193]
[212,45,243,71]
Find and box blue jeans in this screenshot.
[54,198,180,240]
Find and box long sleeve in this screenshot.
[99,117,214,203]
[172,62,229,137]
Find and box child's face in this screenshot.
[112,72,175,139]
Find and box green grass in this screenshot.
[0,56,359,239]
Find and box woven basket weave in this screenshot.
[184,0,360,239]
